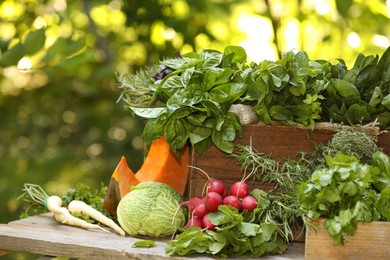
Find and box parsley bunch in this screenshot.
[297,153,390,245]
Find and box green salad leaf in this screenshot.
[165,204,287,257]
[296,153,390,245]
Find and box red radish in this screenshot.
[204,191,223,212]
[223,195,241,210]
[173,196,204,223]
[207,178,226,196]
[186,215,204,228]
[179,196,204,212]
[241,195,258,211]
[230,181,249,198]
[192,203,208,218]
[188,165,226,197]
[222,188,227,198]
[202,213,215,231]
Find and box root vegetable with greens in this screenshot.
[20,183,125,236]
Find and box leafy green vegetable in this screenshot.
[60,182,109,223]
[116,181,186,237]
[165,204,287,257]
[19,182,109,222]
[296,153,389,245]
[132,240,157,248]
[118,46,390,156]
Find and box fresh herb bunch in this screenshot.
[118,46,390,156]
[119,46,248,155]
[61,182,109,223]
[231,144,313,242]
[296,153,390,245]
[321,49,390,129]
[312,128,381,166]
[18,182,110,223]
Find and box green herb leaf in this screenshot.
[132,240,157,248]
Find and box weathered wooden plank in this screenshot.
[0,214,304,259]
[305,219,390,260]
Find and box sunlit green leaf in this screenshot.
[0,43,24,67]
[23,28,46,55]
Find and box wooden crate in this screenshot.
[305,219,390,260]
[188,123,389,198]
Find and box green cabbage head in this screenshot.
[117,181,187,237]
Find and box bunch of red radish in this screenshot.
[181,176,258,231]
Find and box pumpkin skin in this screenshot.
[136,136,190,196]
[103,136,190,216]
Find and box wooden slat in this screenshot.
[305,219,390,260]
[0,214,304,259]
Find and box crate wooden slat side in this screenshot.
[305,219,390,260]
[0,213,304,259]
[378,130,390,154]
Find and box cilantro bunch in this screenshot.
[296,153,390,245]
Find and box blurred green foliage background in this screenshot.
[0,0,389,257]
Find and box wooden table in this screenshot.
[0,213,305,259]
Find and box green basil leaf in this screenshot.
[211,128,234,154]
[132,240,157,248]
[188,125,212,144]
[193,138,213,155]
[160,74,184,97]
[129,107,166,118]
[221,45,247,67]
[164,118,188,152]
[203,99,223,116]
[143,116,166,145]
[198,49,222,69]
[209,83,246,104]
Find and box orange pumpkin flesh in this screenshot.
[103,137,190,216]
[103,156,140,216]
[136,136,190,196]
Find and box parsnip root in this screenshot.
[68,200,125,236]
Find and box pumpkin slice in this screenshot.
[136,136,190,196]
[103,156,139,216]
[103,137,190,216]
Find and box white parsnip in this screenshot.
[68,200,126,236]
[44,196,110,233]
[53,206,110,232]
[20,183,111,234]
